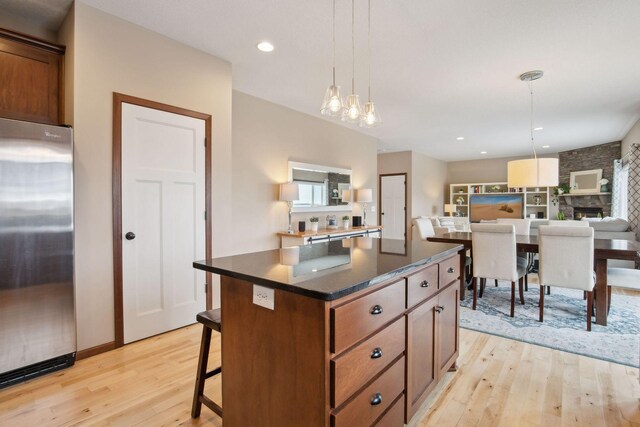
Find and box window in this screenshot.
[293,181,327,206]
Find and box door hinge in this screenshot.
[204,137,207,147]
[204,283,208,293]
[204,211,207,220]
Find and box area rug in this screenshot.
[459,282,640,367]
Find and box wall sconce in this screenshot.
[355,188,373,226]
[279,182,299,234]
[444,204,457,217]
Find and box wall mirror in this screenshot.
[569,169,602,194]
[288,161,352,212]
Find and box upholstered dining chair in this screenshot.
[548,220,589,227]
[605,268,640,311]
[414,217,473,284]
[496,218,531,290]
[471,223,527,317]
[538,225,595,331]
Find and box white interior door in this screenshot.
[381,175,406,239]
[122,103,206,344]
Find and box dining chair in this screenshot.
[471,223,527,317]
[413,217,473,284]
[496,218,531,290]
[605,267,640,311]
[192,309,223,418]
[538,225,595,331]
[548,220,589,227]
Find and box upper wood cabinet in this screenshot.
[0,28,65,125]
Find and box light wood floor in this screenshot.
[1,323,638,426]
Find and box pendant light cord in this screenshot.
[367,0,371,101]
[351,0,355,94]
[332,0,336,85]
[527,81,538,159]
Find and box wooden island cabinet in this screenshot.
[194,238,464,426]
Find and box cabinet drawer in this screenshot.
[332,317,405,408]
[374,393,405,427]
[331,356,404,427]
[331,280,405,354]
[439,254,459,287]
[406,263,438,308]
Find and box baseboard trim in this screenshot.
[76,341,116,360]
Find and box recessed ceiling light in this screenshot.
[534,127,543,131]
[542,145,550,148]
[456,137,465,141]
[480,151,487,154]
[256,41,274,52]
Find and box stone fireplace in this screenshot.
[558,141,620,220]
[573,206,603,219]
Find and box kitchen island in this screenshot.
[193,238,464,426]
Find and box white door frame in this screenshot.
[112,93,212,348]
[379,173,407,240]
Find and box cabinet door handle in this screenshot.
[447,267,455,273]
[370,305,383,315]
[370,393,383,406]
[370,347,383,359]
[420,280,430,288]
[436,305,445,313]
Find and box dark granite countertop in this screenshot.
[193,238,463,301]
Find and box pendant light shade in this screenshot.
[320,0,344,117]
[321,84,343,116]
[359,0,382,128]
[507,158,559,187]
[360,101,382,128]
[342,93,362,123]
[507,70,558,188]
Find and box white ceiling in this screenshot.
[9,0,640,161]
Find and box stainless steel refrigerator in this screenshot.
[0,117,76,388]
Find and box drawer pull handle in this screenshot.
[420,280,430,288]
[371,347,383,359]
[370,305,383,315]
[370,393,383,406]
[447,267,455,273]
[436,305,445,313]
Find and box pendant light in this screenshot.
[360,0,382,128]
[341,0,362,123]
[507,71,559,188]
[320,0,344,116]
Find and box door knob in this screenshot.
[125,232,136,240]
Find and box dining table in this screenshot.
[427,232,640,326]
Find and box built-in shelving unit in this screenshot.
[450,182,551,220]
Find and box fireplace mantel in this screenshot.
[559,192,611,206]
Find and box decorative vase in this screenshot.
[533,195,541,205]
[600,184,608,192]
[343,220,350,229]
[310,222,318,233]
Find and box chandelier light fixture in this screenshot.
[507,71,559,188]
[360,0,382,127]
[341,0,362,124]
[320,0,344,117]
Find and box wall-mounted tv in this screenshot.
[470,194,524,222]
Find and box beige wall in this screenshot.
[377,151,447,238]
[411,151,448,218]
[61,3,233,351]
[622,118,640,155]
[232,91,379,254]
[447,153,559,186]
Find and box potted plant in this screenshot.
[309,216,319,233]
[557,211,565,220]
[342,215,350,229]
[600,178,609,192]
